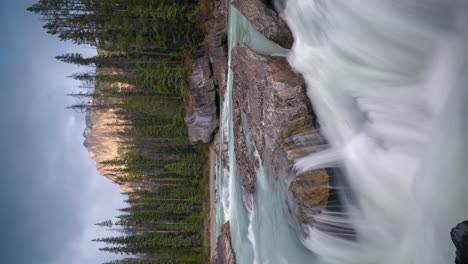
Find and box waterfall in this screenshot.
[280,0,468,263]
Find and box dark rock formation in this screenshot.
[213,221,237,264]
[203,0,229,102]
[231,44,329,225]
[232,0,294,49]
[184,54,218,143]
[451,220,468,264]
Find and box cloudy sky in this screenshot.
[0,1,126,263]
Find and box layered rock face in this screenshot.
[204,0,229,101]
[232,105,259,194]
[451,221,468,264]
[231,44,330,224]
[232,0,293,48]
[184,54,218,143]
[184,0,229,144]
[284,131,330,225]
[213,221,237,264]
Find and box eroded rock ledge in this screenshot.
[213,221,237,264]
[232,0,294,49]
[231,44,329,225]
[184,54,218,143]
[184,0,229,144]
[204,0,229,102]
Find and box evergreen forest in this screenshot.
[28,0,210,263]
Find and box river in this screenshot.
[216,1,468,263]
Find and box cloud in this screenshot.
[0,1,125,263]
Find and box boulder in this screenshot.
[213,221,237,264]
[231,44,329,225]
[451,220,468,264]
[232,0,294,49]
[184,54,218,143]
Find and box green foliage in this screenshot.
[104,258,196,264]
[28,0,201,48]
[29,0,208,262]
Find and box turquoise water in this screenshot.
[217,1,468,263]
[215,3,317,264]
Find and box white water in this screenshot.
[280,0,468,263]
[216,1,468,263]
[215,3,317,264]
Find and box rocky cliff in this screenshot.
[204,0,229,102]
[184,54,218,143]
[231,44,330,226]
[183,0,228,144]
[213,221,237,264]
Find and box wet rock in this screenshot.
[283,130,331,225]
[232,44,314,178]
[203,0,229,102]
[233,101,259,194]
[212,130,230,171]
[212,131,221,160]
[289,169,329,225]
[213,221,237,264]
[184,54,218,143]
[232,0,294,49]
[451,220,468,264]
[231,44,330,225]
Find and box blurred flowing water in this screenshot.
[215,3,317,264]
[216,0,468,263]
[281,0,468,263]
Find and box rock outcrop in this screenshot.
[184,0,229,144]
[184,54,218,143]
[233,104,259,194]
[284,131,330,225]
[212,129,230,171]
[451,220,468,264]
[232,0,294,49]
[213,221,237,264]
[203,0,229,102]
[231,44,329,225]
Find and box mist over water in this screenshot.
[280,0,468,263]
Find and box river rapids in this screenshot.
[216,1,468,263]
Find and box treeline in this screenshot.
[28,0,209,263]
[28,0,201,50]
[94,186,206,263]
